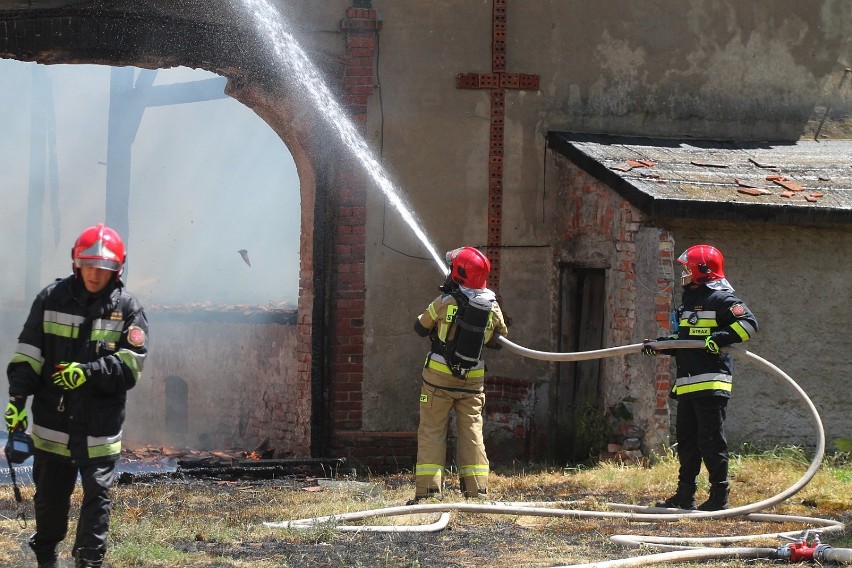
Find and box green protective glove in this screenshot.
[641,340,659,356]
[642,336,675,356]
[51,362,89,390]
[704,336,721,355]
[5,400,28,433]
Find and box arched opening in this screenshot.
[0,59,313,453]
[0,3,371,464]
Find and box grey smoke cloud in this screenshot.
[0,61,301,312]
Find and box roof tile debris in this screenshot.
[547,132,852,224]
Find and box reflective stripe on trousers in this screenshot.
[415,369,489,498]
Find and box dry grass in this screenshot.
[1,449,850,567]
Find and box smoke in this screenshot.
[0,60,301,322]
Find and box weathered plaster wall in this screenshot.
[360,0,852,449]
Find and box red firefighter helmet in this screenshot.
[72,224,126,278]
[677,244,725,285]
[446,246,490,289]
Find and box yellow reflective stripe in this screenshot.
[116,349,145,381]
[10,351,43,375]
[427,302,439,321]
[32,435,72,457]
[43,310,84,339]
[45,310,85,327]
[483,311,494,344]
[458,464,489,477]
[87,432,122,458]
[32,425,122,458]
[426,358,485,378]
[437,304,457,343]
[91,328,122,342]
[415,464,444,476]
[14,342,43,363]
[44,321,79,339]
[674,381,733,395]
[31,425,71,457]
[731,321,752,341]
[437,320,448,343]
[673,373,733,395]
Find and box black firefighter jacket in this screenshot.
[667,282,758,401]
[7,275,148,464]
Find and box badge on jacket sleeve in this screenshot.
[730,304,746,318]
[127,326,146,347]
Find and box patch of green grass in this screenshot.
[108,542,187,566]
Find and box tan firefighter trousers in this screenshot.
[415,368,489,499]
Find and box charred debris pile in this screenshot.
[116,440,345,485]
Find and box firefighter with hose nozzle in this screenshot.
[5,224,148,568]
[409,246,509,504]
[643,244,757,511]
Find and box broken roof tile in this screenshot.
[737,187,772,196]
[772,178,805,192]
[547,133,852,224]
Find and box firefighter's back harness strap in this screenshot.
[423,378,483,395]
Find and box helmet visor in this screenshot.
[75,258,121,271]
[445,248,460,265]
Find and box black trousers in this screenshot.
[674,396,729,486]
[32,453,117,556]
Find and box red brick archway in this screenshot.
[0,3,377,463]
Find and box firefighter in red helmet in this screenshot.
[409,246,509,503]
[5,224,148,567]
[643,244,757,511]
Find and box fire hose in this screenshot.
[265,339,850,565]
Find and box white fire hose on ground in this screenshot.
[265,339,851,565]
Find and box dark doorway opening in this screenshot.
[551,265,606,464]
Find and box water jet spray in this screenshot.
[238,0,446,273]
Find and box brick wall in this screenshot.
[555,160,673,456]
[650,234,675,444]
[484,376,537,463]
[327,4,382,468]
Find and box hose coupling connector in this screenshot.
[776,530,822,562]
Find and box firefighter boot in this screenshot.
[697,483,730,511]
[74,547,105,567]
[655,482,696,510]
[406,487,442,506]
[28,534,58,568]
[461,476,488,499]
